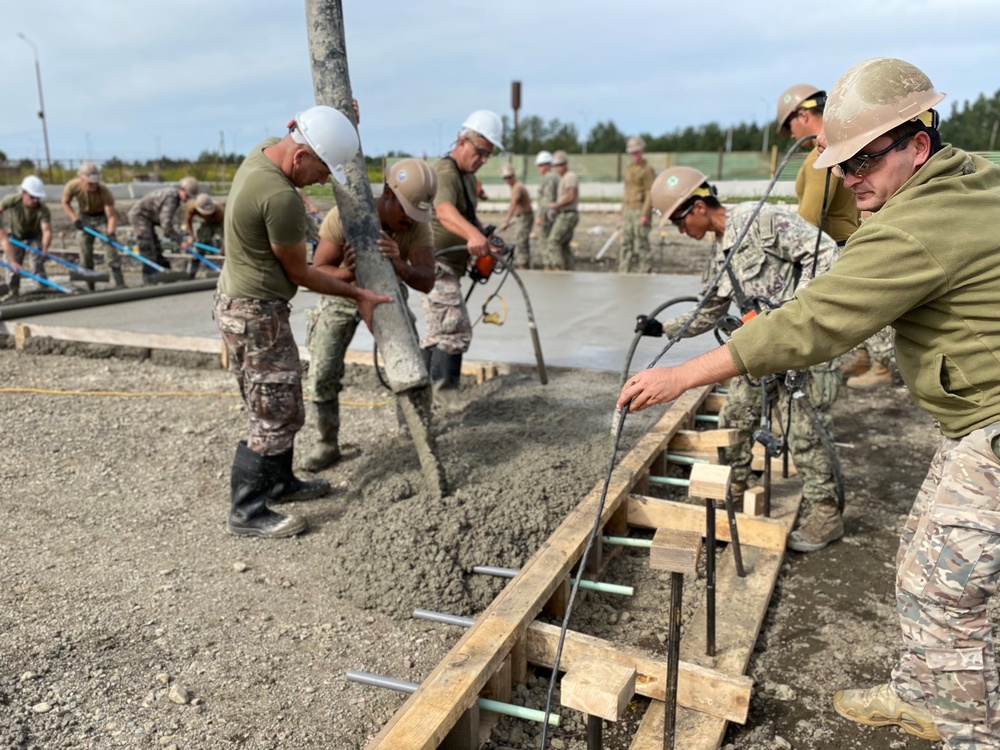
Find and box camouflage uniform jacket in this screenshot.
[536,172,560,215]
[129,187,183,242]
[664,203,837,338]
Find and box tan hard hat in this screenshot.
[626,136,645,153]
[814,58,946,170]
[194,193,216,216]
[387,158,437,223]
[551,150,568,166]
[78,161,102,183]
[650,167,712,226]
[776,84,825,138]
[500,164,515,178]
[179,176,200,197]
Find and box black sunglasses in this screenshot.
[833,132,916,179]
[670,202,695,227]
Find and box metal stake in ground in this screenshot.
[687,463,733,658]
[649,528,701,750]
[305,0,445,498]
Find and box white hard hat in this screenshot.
[535,150,553,166]
[462,110,504,150]
[20,175,46,199]
[291,105,360,185]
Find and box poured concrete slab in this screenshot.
[11,270,722,373]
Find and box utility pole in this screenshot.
[511,81,521,155]
[18,32,52,181]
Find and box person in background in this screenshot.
[61,161,122,288]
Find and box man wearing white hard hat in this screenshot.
[303,158,437,471]
[0,175,52,297]
[424,109,504,408]
[534,150,559,243]
[620,58,1000,748]
[213,105,390,540]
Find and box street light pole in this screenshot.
[18,32,53,181]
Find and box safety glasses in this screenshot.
[464,138,493,160]
[670,202,695,227]
[832,132,916,179]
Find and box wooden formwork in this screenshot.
[366,385,803,750]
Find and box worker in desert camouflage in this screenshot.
[777,83,894,389]
[498,163,533,268]
[183,193,225,277]
[0,175,51,297]
[534,150,559,243]
[61,161,123,288]
[619,135,657,273]
[544,150,579,270]
[127,176,199,283]
[646,166,844,553]
[425,109,504,408]
[303,158,437,471]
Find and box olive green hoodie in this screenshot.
[729,145,1000,437]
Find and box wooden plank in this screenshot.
[366,385,715,750]
[688,464,731,501]
[6,323,220,354]
[524,621,750,724]
[14,323,30,350]
[627,495,788,552]
[668,449,720,465]
[668,429,740,451]
[630,478,802,750]
[742,486,766,517]
[703,393,727,413]
[561,657,636,722]
[650,529,702,575]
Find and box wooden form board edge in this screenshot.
[366,385,715,749]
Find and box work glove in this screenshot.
[634,315,664,337]
[74,219,84,230]
[107,232,117,243]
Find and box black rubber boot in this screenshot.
[227,442,306,538]
[431,349,464,410]
[111,266,126,288]
[270,446,331,503]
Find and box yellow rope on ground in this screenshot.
[0,387,393,407]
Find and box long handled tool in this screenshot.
[0,258,72,294]
[594,228,621,261]
[192,241,222,254]
[9,237,109,284]
[82,226,190,283]
[186,247,221,272]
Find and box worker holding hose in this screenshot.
[0,176,51,298]
[424,109,504,409]
[645,166,844,553]
[621,58,1000,749]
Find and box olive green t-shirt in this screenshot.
[319,206,432,269]
[0,193,51,239]
[431,157,479,275]
[63,178,114,215]
[217,138,305,301]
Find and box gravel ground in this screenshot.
[1,200,984,750]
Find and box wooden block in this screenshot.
[667,449,720,465]
[440,704,479,750]
[544,578,570,618]
[561,656,636,722]
[510,633,528,685]
[742,486,766,517]
[688,464,731,501]
[606,502,629,537]
[14,323,30,350]
[524,621,752,723]
[650,529,702,574]
[668,429,740,451]
[703,393,727,413]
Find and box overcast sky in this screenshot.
[3,0,999,166]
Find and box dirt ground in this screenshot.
[0,202,977,750]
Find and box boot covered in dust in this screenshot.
[787,497,844,552]
[840,347,871,378]
[847,362,893,389]
[302,401,342,472]
[270,445,331,503]
[227,441,306,538]
[431,348,464,411]
[833,683,941,741]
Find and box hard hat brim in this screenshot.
[330,164,348,185]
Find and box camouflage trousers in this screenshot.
[77,213,120,270]
[538,213,554,244]
[213,292,304,456]
[866,325,897,369]
[720,364,841,507]
[189,224,222,273]
[130,215,172,278]
[619,209,652,274]
[420,263,472,355]
[890,422,1000,749]
[509,212,534,269]
[545,211,578,270]
[4,236,47,294]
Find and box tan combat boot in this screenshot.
[847,362,893,389]
[833,683,941,741]
[787,498,844,552]
[840,347,871,378]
